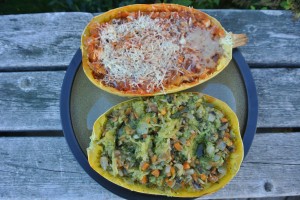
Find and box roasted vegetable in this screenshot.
[81,4,247,96]
[87,92,243,197]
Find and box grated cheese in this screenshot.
[90,12,223,93]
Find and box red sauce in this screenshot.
[85,9,225,93]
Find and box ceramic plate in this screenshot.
[60,48,258,199]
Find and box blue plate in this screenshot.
[60,48,258,199]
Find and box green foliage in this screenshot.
[191,0,221,9]
[280,0,293,9]
[170,0,193,6]
[166,0,222,9]
[0,0,299,19]
[233,0,281,9]
[48,0,114,12]
[232,0,300,19]
[282,0,300,19]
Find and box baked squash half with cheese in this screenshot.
[81,4,247,96]
[87,92,243,197]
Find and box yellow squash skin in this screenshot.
[87,92,244,197]
[81,4,233,97]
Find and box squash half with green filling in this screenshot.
[87,92,243,197]
[81,4,247,96]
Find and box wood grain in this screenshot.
[0,71,65,131]
[0,10,299,71]
[1,10,299,200]
[0,68,299,131]
[254,68,300,128]
[0,132,299,199]
[204,10,300,67]
[0,12,93,71]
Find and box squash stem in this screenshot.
[232,33,248,48]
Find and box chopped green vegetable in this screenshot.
[97,93,236,191]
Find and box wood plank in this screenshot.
[0,68,299,131]
[254,68,300,128]
[0,132,299,199]
[0,10,300,71]
[0,71,65,131]
[204,10,300,67]
[246,197,299,200]
[0,12,93,71]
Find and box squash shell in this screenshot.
[87,92,244,197]
[81,4,233,97]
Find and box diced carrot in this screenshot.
[166,179,174,187]
[160,108,167,115]
[183,162,190,170]
[200,174,207,181]
[192,173,198,182]
[174,142,183,151]
[141,162,150,171]
[170,166,176,177]
[141,175,148,184]
[151,155,157,163]
[151,169,160,177]
[224,137,233,146]
[224,132,230,138]
[221,117,228,123]
[181,181,186,188]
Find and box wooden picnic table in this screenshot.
[0,9,300,199]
